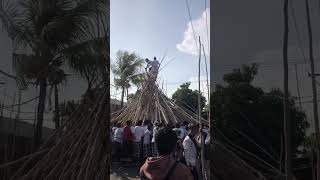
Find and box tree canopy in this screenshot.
[212,64,309,168]
[172,82,207,113]
[112,50,145,107]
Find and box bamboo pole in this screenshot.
[282,0,293,179]
[198,36,205,180]
[305,0,320,179]
[294,64,302,110]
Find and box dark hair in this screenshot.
[183,121,189,126]
[155,127,178,155]
[116,123,121,128]
[136,120,143,126]
[154,57,157,60]
[126,121,131,126]
[143,120,150,126]
[175,123,180,128]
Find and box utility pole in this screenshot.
[198,36,205,180]
[294,64,302,110]
[283,0,293,180]
[305,0,320,179]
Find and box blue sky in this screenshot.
[110,0,210,100]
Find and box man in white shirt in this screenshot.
[173,123,183,140]
[145,57,160,80]
[143,124,152,159]
[151,121,160,156]
[113,123,123,162]
[180,121,188,140]
[183,123,200,180]
[133,120,145,161]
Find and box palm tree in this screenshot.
[47,66,67,129]
[0,0,108,150]
[112,50,145,108]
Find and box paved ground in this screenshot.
[110,161,141,180]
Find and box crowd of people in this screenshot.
[111,120,210,180]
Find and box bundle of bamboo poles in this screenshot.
[111,74,208,126]
[0,88,110,180]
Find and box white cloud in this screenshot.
[177,8,210,56]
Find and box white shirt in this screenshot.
[143,130,152,144]
[134,126,146,142]
[205,134,210,145]
[151,127,158,143]
[180,126,188,140]
[150,60,160,68]
[183,135,198,167]
[113,127,123,143]
[112,127,117,134]
[130,126,135,134]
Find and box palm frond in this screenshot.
[130,73,145,86]
[12,53,44,89]
[62,37,107,81]
[0,0,34,50]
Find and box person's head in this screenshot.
[183,121,189,127]
[147,124,152,130]
[126,121,131,126]
[143,120,150,126]
[136,120,143,126]
[116,123,121,128]
[145,58,149,62]
[159,122,164,127]
[153,57,157,61]
[188,123,199,136]
[154,121,159,127]
[155,127,178,156]
[175,123,180,129]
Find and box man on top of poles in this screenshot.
[145,57,160,80]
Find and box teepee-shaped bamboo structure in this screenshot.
[111,70,208,126]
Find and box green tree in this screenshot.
[212,64,309,168]
[112,50,144,108]
[172,82,207,113]
[0,0,108,150]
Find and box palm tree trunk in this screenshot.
[283,0,293,179]
[33,78,47,151]
[305,1,320,179]
[126,88,129,102]
[120,87,125,108]
[54,84,60,129]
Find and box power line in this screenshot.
[185,0,199,52]
[289,0,307,63]
[0,96,39,108]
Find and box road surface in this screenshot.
[110,162,140,180]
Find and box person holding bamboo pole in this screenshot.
[183,123,200,180]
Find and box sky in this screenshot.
[211,0,320,134]
[110,0,211,100]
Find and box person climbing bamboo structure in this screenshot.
[111,58,208,126]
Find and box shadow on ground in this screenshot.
[110,162,141,180]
